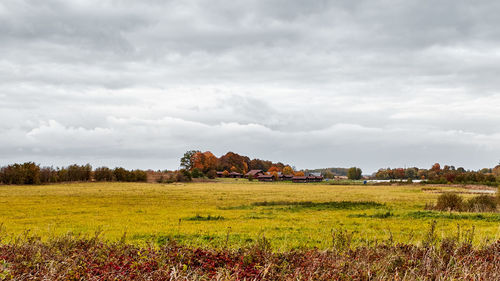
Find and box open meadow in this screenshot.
[1,179,498,250]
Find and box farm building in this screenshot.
[257,174,274,182]
[216,171,243,178]
[307,174,323,182]
[228,172,243,178]
[279,174,293,181]
[245,170,265,178]
[292,176,308,183]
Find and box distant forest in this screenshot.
[374,163,500,186]
[304,168,349,177]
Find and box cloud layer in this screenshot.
[2,0,500,173]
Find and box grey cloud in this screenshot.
[1,0,500,173]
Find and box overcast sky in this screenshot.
[1,0,500,173]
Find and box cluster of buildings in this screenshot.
[216,169,324,183]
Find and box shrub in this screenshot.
[435,193,463,211]
[191,168,203,178]
[466,195,497,212]
[206,169,216,179]
[175,169,192,182]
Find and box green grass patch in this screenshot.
[224,200,385,211]
[406,211,500,222]
[348,211,394,219]
[185,214,225,221]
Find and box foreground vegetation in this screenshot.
[0,234,498,280]
[0,181,498,250]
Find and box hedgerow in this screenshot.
[0,233,498,280]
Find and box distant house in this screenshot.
[216,172,224,178]
[307,174,323,182]
[279,174,293,181]
[245,170,265,178]
[228,172,243,178]
[257,174,274,182]
[292,176,308,183]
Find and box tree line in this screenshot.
[0,162,147,185]
[374,163,500,186]
[180,150,293,176]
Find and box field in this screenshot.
[1,179,499,250]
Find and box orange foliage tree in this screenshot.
[282,166,294,175]
[191,151,217,173]
[267,166,281,173]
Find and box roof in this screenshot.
[257,174,274,178]
[246,169,264,176]
[229,172,242,175]
[292,176,307,180]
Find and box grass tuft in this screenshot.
[185,214,225,221]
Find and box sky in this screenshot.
[1,0,500,174]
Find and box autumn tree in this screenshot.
[282,166,294,175]
[40,166,58,183]
[242,162,249,174]
[249,159,272,171]
[22,162,41,184]
[113,167,129,182]
[405,167,418,179]
[191,152,205,171]
[217,152,250,173]
[180,150,200,170]
[294,171,305,177]
[267,166,280,173]
[493,165,500,177]
[67,164,92,181]
[94,167,113,181]
[393,168,405,179]
[203,151,218,172]
[347,167,362,180]
[431,163,441,173]
[192,151,217,173]
[271,171,279,180]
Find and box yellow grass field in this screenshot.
[0,179,499,250]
